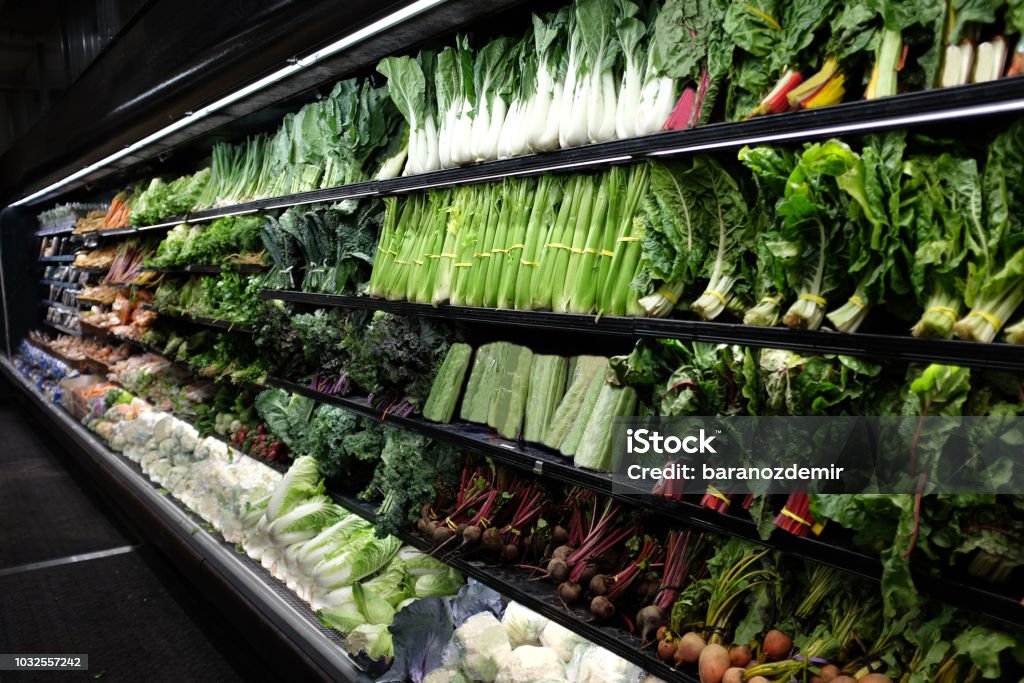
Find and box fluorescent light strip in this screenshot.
[10,0,448,207]
[648,98,1024,157]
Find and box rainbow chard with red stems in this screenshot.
[649,0,732,133]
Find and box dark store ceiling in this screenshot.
[0,0,147,154]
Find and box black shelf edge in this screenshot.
[90,227,138,238]
[134,218,187,233]
[142,264,266,275]
[38,254,78,263]
[152,309,256,334]
[42,320,81,336]
[183,181,379,224]
[40,279,84,290]
[41,299,79,314]
[35,224,76,237]
[120,79,1024,231]
[0,358,369,682]
[328,489,691,683]
[261,290,1024,372]
[268,377,1024,629]
[74,266,110,274]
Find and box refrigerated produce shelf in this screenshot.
[42,320,81,336]
[150,310,256,334]
[328,489,693,683]
[261,290,1024,372]
[118,78,1024,229]
[142,264,266,275]
[0,357,371,682]
[40,279,83,290]
[38,254,77,263]
[269,376,1024,629]
[41,299,79,314]
[35,224,76,237]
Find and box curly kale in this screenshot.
[360,429,461,538]
[345,312,456,413]
[254,302,307,380]
[305,405,386,479]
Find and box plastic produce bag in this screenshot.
[502,601,550,647]
[539,621,587,662]
[448,612,512,682]
[565,643,645,683]
[495,645,566,683]
[424,669,468,683]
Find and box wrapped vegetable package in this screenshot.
[539,621,587,662]
[565,644,645,683]
[502,601,550,646]
[449,612,512,682]
[494,645,566,683]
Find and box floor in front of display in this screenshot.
[0,384,274,683]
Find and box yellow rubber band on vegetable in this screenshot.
[445,517,457,531]
[848,294,867,310]
[520,260,540,267]
[657,286,678,305]
[970,310,1004,331]
[426,253,441,259]
[480,517,491,529]
[781,507,813,527]
[509,244,526,251]
[454,262,473,268]
[509,527,521,536]
[439,252,458,259]
[702,289,728,307]
[546,242,569,250]
[924,305,957,322]
[569,247,583,254]
[414,259,424,265]
[760,296,781,306]
[473,252,492,258]
[599,249,615,257]
[616,236,641,243]
[798,292,827,306]
[706,486,730,504]
[381,248,398,256]
[781,507,827,535]
[394,259,410,265]
[492,248,511,254]
[583,247,601,255]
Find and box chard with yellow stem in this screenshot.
[702,543,774,645]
